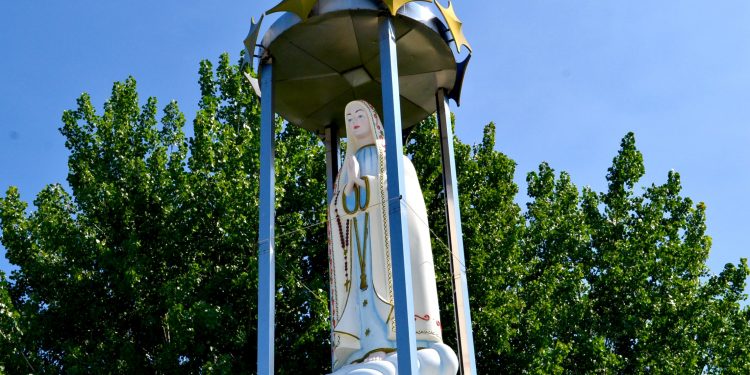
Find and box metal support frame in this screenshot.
[324,125,340,204]
[257,62,276,375]
[436,89,477,375]
[255,20,475,375]
[379,15,419,375]
[324,124,340,370]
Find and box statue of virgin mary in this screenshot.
[328,100,458,375]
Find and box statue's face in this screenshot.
[345,102,375,145]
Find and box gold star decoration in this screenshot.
[243,15,264,64]
[267,0,319,21]
[436,0,472,53]
[241,15,264,97]
[381,0,432,16]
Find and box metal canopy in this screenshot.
[260,0,457,134]
[251,1,478,373]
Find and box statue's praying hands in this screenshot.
[343,155,366,196]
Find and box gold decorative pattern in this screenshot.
[360,178,370,210]
[334,330,360,341]
[435,0,472,53]
[381,0,433,16]
[349,348,398,364]
[342,186,359,215]
[342,178,371,214]
[243,15,264,59]
[373,118,396,335]
[267,0,319,21]
[415,330,442,339]
[353,215,370,291]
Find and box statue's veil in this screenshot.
[328,100,444,369]
[341,100,387,173]
[329,100,397,367]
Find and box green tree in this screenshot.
[1,54,748,374]
[0,54,329,373]
[581,134,750,374]
[0,270,40,373]
[406,118,526,372]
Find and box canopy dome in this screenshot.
[258,0,463,134]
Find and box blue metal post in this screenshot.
[257,62,276,375]
[436,90,477,375]
[379,15,419,375]
[324,124,339,370]
[324,125,340,204]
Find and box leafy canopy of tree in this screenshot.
[0,54,748,374]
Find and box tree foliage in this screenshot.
[1,54,748,373]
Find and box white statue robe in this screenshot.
[328,144,443,371]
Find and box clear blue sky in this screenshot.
[1,1,748,296]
